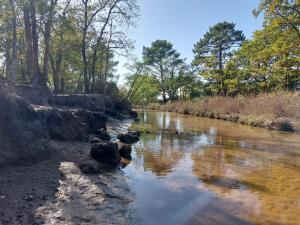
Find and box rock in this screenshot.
[79,160,102,174]
[90,142,120,167]
[94,129,111,141]
[90,137,102,144]
[117,132,140,144]
[119,145,132,160]
[129,130,141,137]
[129,110,138,118]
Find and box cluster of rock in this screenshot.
[0,79,138,167]
[80,130,141,174]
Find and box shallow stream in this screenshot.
[123,111,300,225]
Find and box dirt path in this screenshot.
[0,139,135,225]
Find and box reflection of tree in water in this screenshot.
[134,132,184,176]
[132,111,218,176]
[192,135,300,225]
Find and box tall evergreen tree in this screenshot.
[193,22,245,96]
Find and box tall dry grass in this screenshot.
[144,92,300,131]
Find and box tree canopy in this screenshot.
[193,22,245,96]
[0,0,299,103]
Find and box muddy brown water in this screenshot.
[123,111,300,225]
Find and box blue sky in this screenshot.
[117,0,264,81]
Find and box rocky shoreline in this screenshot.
[0,79,139,225]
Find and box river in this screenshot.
[122,110,300,225]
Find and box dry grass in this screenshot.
[143,92,300,131]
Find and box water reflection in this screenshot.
[124,111,300,225]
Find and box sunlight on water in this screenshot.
[123,111,300,225]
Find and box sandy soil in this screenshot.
[0,139,135,225]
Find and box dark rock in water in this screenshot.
[129,110,138,118]
[90,142,120,167]
[94,129,111,141]
[79,160,101,174]
[129,130,141,137]
[119,145,132,160]
[117,131,140,144]
[117,134,139,144]
[90,137,101,144]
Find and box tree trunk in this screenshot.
[5,38,12,79]
[81,0,89,93]
[49,51,60,93]
[218,46,226,96]
[23,5,34,80]
[29,0,41,85]
[43,0,57,87]
[9,0,18,82]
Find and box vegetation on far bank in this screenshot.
[140,92,300,132]
[125,1,299,106]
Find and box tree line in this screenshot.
[0,0,138,94]
[125,0,300,104]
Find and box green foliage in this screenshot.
[143,40,195,102]
[193,22,245,96]
[125,60,160,104]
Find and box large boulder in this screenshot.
[90,142,120,168]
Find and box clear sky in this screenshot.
[117,0,264,82]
